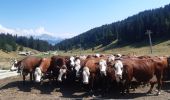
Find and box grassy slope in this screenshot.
[0,46,40,70]
[66,38,170,56]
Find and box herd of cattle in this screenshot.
[10,54,170,96]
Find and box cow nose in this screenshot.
[100,71,106,76]
[76,73,80,78]
[83,81,88,84]
[35,80,41,83]
[58,79,62,82]
[116,74,122,79]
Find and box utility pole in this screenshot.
[145,30,153,54]
[79,44,82,55]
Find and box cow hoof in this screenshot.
[92,94,96,98]
[156,92,161,95]
[147,91,152,94]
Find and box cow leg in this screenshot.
[30,72,33,82]
[156,72,163,95]
[32,72,35,82]
[147,82,155,94]
[90,74,95,97]
[23,75,26,84]
[120,79,127,95]
[126,82,130,93]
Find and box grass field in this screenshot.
[0,47,40,70]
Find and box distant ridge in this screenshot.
[35,34,62,45]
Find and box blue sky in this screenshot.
[0,0,170,39]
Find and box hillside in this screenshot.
[0,33,56,52]
[56,3,170,51]
[0,46,40,70]
[62,38,170,56]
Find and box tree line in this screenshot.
[0,33,55,52]
[55,3,170,51]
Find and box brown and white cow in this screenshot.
[49,55,68,82]
[113,56,170,95]
[80,56,108,96]
[34,57,51,82]
[10,56,42,83]
[81,57,108,84]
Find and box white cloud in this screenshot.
[0,24,15,34]
[0,24,56,37]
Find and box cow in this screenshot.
[80,57,108,96]
[49,55,68,82]
[10,56,42,83]
[34,57,51,83]
[113,57,170,95]
[81,57,108,84]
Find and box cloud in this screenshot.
[0,24,55,37]
[0,24,15,34]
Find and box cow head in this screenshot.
[74,59,81,77]
[98,59,107,76]
[95,53,100,58]
[10,59,23,73]
[115,54,122,59]
[10,59,18,71]
[69,56,75,68]
[34,67,43,82]
[82,66,90,84]
[114,60,123,82]
[57,65,67,82]
[108,55,115,62]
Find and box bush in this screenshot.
[4,44,13,52]
[19,46,23,51]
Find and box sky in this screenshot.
[0,0,170,39]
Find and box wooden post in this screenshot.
[79,44,82,55]
[146,30,153,54]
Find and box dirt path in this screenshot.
[0,76,170,100]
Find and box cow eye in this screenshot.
[112,65,116,69]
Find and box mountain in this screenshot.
[56,3,170,51]
[35,34,62,45]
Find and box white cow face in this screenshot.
[34,67,42,82]
[10,59,18,71]
[57,65,67,82]
[95,53,100,58]
[70,56,75,67]
[108,55,115,62]
[114,60,123,82]
[82,67,90,84]
[99,59,107,76]
[74,59,81,77]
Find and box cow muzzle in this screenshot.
[100,71,107,76]
[82,67,90,84]
[57,69,67,82]
[115,74,122,82]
